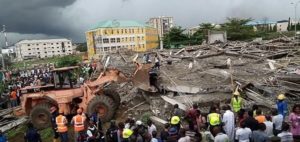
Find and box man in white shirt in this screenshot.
[264,115,274,137]
[236,121,252,142]
[272,109,283,135]
[222,105,235,142]
[147,120,157,137]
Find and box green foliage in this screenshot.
[56,55,81,68]
[76,43,87,52]
[222,18,255,40]
[163,26,189,48]
[189,29,204,45]
[141,112,151,124]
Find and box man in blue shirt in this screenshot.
[276,94,288,118]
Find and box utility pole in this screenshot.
[291,1,300,37]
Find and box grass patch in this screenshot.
[6,124,27,138]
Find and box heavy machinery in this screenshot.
[20,61,152,129]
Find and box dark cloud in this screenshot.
[0,0,76,37]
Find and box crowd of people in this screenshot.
[6,90,296,142]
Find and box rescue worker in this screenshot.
[207,105,221,134]
[230,88,243,113]
[277,93,288,118]
[55,109,68,142]
[9,89,17,107]
[171,115,181,131]
[50,106,59,142]
[71,108,86,142]
[122,128,133,142]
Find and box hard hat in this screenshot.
[122,128,133,139]
[136,120,142,126]
[277,94,285,100]
[50,106,57,113]
[171,116,180,125]
[77,108,83,114]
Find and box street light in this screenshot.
[291,1,300,37]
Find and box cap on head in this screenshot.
[277,94,285,100]
[171,116,180,125]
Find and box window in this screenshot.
[117,30,119,34]
[28,48,31,50]
[52,47,54,49]
[68,42,70,44]
[121,29,124,33]
[29,53,31,55]
[116,38,120,43]
[57,47,59,48]
[37,48,39,50]
[51,43,53,45]
[44,43,46,45]
[36,44,39,46]
[111,38,116,43]
[57,43,59,45]
[44,52,47,54]
[27,44,30,46]
[58,51,60,52]
[142,36,144,40]
[103,38,109,43]
[69,50,71,52]
[104,30,107,34]
[38,52,40,54]
[125,29,127,33]
[52,51,55,53]
[44,47,46,49]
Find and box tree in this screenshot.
[163,26,189,48]
[189,29,204,45]
[76,43,87,52]
[0,54,12,70]
[222,18,255,40]
[200,23,215,31]
[56,55,81,68]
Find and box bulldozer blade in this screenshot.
[132,64,152,91]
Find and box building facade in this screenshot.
[15,39,73,61]
[86,20,159,58]
[147,16,174,49]
[277,20,289,32]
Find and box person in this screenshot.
[122,128,133,142]
[196,109,206,132]
[272,109,284,136]
[237,109,247,127]
[222,105,235,142]
[288,104,300,140]
[255,109,266,123]
[173,104,182,117]
[230,89,243,113]
[244,110,259,131]
[277,94,288,118]
[71,108,86,142]
[135,121,146,142]
[200,124,214,142]
[0,130,7,142]
[178,129,191,142]
[55,109,68,142]
[154,54,160,69]
[24,123,42,142]
[278,122,294,142]
[251,123,270,142]
[147,120,157,137]
[50,106,59,142]
[118,122,125,142]
[186,104,198,131]
[167,127,179,142]
[235,121,252,142]
[264,115,274,137]
[252,104,259,117]
[160,123,170,142]
[87,120,98,142]
[106,120,119,142]
[9,89,17,107]
[207,105,221,128]
[151,131,159,142]
[213,126,229,142]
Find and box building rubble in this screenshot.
[103,37,300,123]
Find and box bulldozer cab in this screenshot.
[51,66,79,89]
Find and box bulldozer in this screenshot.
[20,60,153,129]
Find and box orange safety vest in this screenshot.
[74,115,85,132]
[56,115,68,133]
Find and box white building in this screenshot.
[277,20,289,32]
[15,39,73,61]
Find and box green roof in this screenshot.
[90,20,151,30]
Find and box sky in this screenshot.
[0,0,296,46]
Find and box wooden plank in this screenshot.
[0,117,28,132]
